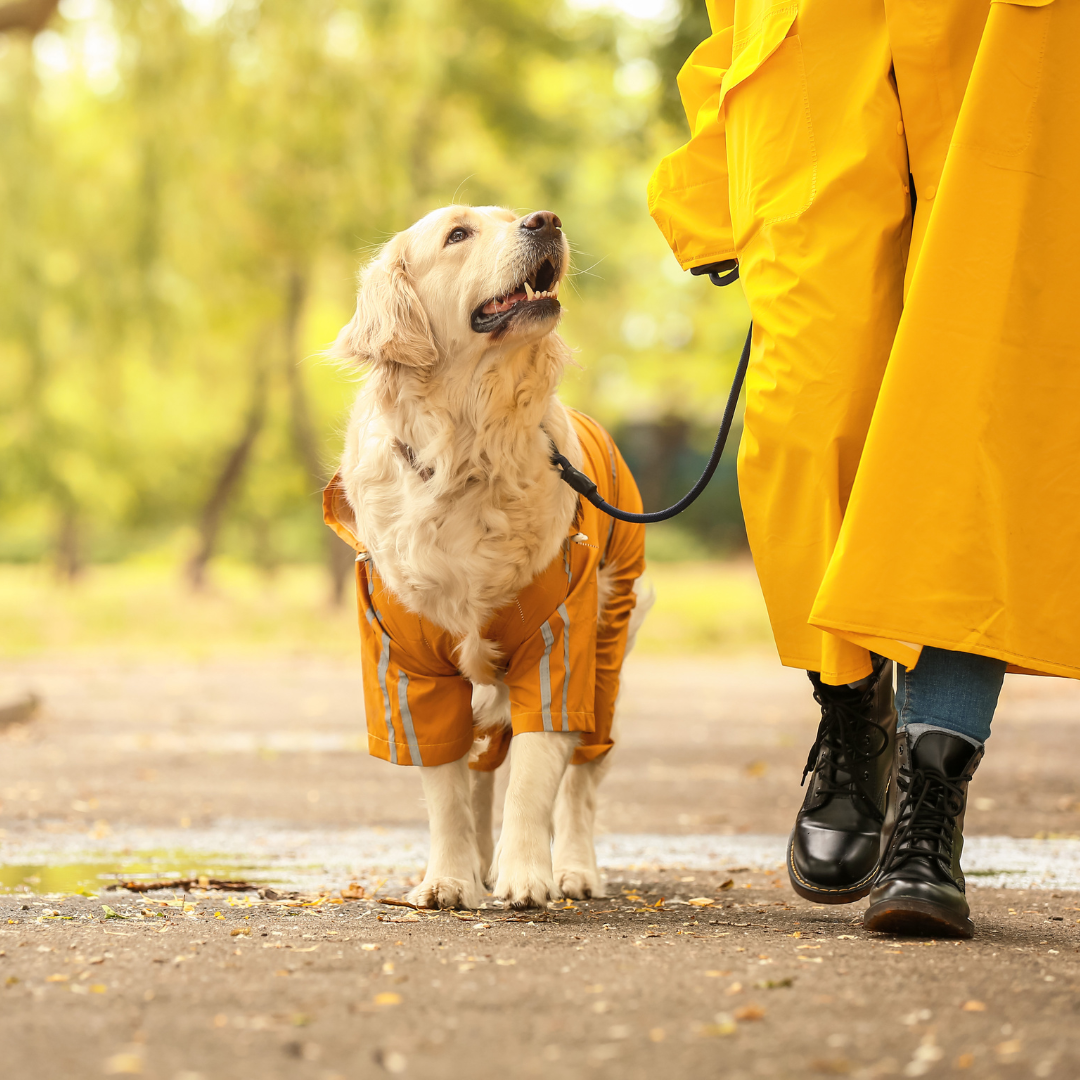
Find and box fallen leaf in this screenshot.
[100,905,129,920]
[718,880,734,891]
[757,978,794,989]
[230,928,250,937]
[374,992,402,1006]
[89,984,107,993]
[378,897,419,910]
[340,883,366,900]
[360,943,380,951]
[495,959,516,966]
[653,897,665,908]
[734,1004,766,1021]
[103,1052,142,1075]
[687,897,715,908]
[809,1058,851,1075]
[700,1016,737,1037]
[46,974,70,983]
[961,1001,987,1012]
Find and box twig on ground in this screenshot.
[108,878,261,894]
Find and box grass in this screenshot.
[0,558,774,660]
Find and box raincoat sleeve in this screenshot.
[647,0,737,270]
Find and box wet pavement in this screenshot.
[3,873,1079,1079]
[2,653,1080,1077]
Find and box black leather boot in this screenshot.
[787,656,896,904]
[863,728,983,939]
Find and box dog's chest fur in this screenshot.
[339,336,582,682]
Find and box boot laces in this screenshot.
[885,765,969,878]
[801,678,890,822]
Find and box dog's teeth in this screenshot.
[524,281,535,300]
[551,282,559,298]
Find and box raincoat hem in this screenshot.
[571,741,614,766]
[809,617,1080,681]
[511,710,595,736]
[367,732,474,768]
[684,247,740,269]
[777,652,875,685]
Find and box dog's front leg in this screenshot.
[470,769,497,886]
[492,731,576,909]
[408,754,485,910]
[552,755,611,899]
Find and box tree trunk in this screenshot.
[0,0,60,34]
[186,343,269,590]
[54,502,82,582]
[281,266,354,605]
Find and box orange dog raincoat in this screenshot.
[324,410,646,771]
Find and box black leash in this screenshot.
[550,261,751,524]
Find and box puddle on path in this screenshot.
[1,828,1077,895]
[0,857,281,897]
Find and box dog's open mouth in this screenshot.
[470,258,561,335]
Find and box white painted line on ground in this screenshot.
[3,828,1079,892]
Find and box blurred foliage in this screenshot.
[0,0,746,576]
[0,559,772,658]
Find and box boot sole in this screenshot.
[863,897,974,939]
[786,832,878,905]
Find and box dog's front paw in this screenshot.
[493,860,561,910]
[554,866,604,900]
[407,877,483,911]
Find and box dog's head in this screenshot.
[332,205,569,369]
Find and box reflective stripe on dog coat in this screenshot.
[324,410,646,768]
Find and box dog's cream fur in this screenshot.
[332,205,648,909]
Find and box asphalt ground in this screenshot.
[2,654,1080,1078]
[2,878,1077,1079]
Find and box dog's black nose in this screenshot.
[521,211,562,234]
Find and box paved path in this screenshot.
[2,654,1080,1078]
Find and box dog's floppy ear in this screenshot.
[331,239,438,368]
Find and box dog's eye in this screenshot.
[445,227,470,245]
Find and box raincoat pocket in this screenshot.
[721,5,816,246]
[953,0,1055,158]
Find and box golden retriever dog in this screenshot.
[327,206,650,909]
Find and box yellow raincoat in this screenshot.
[649,0,1080,684]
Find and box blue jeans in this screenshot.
[895,646,1007,746]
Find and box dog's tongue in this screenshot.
[482,288,528,316]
